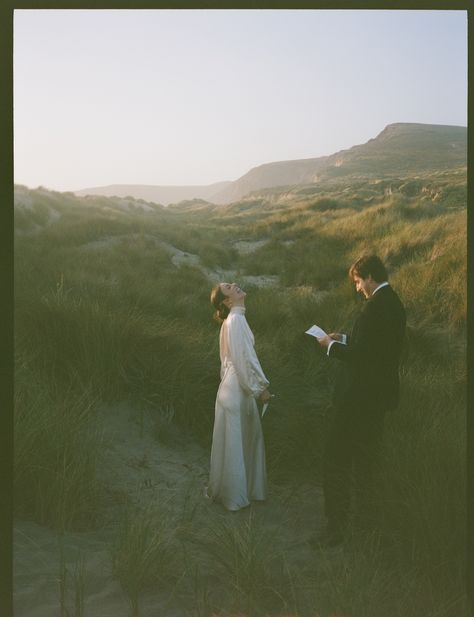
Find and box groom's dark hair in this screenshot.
[349,255,388,283]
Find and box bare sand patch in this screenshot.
[233,239,270,254]
[157,242,202,269]
[157,244,281,288]
[203,266,279,288]
[14,401,325,615]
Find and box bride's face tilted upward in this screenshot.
[219,282,246,307]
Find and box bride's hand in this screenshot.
[260,389,272,403]
[329,332,344,342]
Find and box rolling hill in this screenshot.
[209,123,467,203]
[72,123,466,207]
[73,180,232,206]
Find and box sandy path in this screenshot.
[155,240,280,287]
[80,236,281,288]
[14,402,325,616]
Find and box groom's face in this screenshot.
[353,274,376,299]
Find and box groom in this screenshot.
[316,255,406,546]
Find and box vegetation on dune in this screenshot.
[13,170,467,615]
[111,501,184,616]
[14,358,104,531]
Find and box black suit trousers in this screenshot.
[323,403,385,531]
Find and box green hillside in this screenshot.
[321,123,467,177]
[14,170,467,615]
[211,123,467,203]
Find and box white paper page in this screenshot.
[305,324,328,339]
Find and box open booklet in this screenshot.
[305,324,328,339]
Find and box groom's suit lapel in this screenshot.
[349,284,391,342]
[366,283,391,307]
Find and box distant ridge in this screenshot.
[209,123,467,203]
[73,123,466,206]
[74,181,232,206]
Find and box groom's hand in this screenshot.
[316,334,333,348]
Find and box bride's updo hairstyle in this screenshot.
[210,284,230,323]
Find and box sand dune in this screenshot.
[14,401,326,615]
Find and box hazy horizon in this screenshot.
[14,9,467,192]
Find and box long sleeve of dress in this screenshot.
[223,312,269,398]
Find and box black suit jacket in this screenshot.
[329,284,406,413]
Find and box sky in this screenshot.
[14,9,467,192]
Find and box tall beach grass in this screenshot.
[13,179,467,615]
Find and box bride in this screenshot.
[207,282,272,511]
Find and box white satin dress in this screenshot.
[208,306,269,511]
